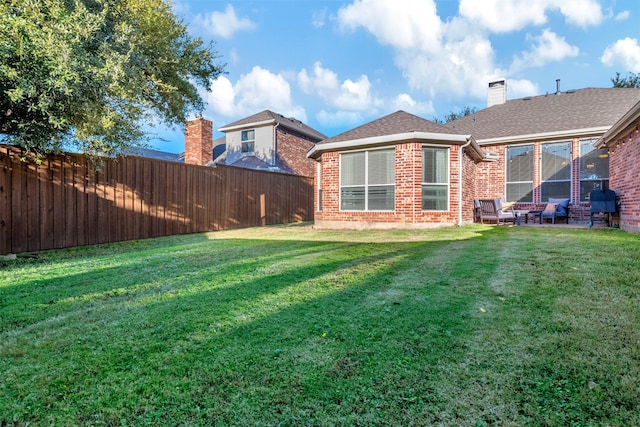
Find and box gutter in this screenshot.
[272,122,279,166]
[458,138,472,227]
[307,131,471,159]
[477,126,610,146]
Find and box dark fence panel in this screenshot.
[0,145,314,255]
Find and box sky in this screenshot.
[150,0,640,153]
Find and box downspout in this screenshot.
[458,138,472,227]
[272,122,280,167]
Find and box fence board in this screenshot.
[0,145,314,255]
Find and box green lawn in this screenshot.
[1,224,639,426]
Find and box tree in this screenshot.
[0,0,225,158]
[611,72,640,88]
[433,106,477,124]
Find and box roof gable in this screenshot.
[320,110,461,145]
[219,110,326,141]
[446,88,640,143]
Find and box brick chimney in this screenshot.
[184,116,213,166]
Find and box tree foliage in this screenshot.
[433,106,477,124]
[0,0,225,157]
[611,72,640,88]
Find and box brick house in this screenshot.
[307,110,490,229]
[308,81,640,229]
[184,110,326,177]
[597,100,640,233]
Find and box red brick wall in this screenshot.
[184,118,213,166]
[609,128,640,232]
[476,139,593,222]
[314,142,475,228]
[276,128,317,177]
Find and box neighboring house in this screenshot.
[129,147,182,163]
[308,79,640,229]
[185,110,326,177]
[596,100,640,233]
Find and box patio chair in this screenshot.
[547,198,570,224]
[539,203,557,224]
[478,198,516,225]
[473,199,481,223]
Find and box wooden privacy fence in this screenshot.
[0,145,314,255]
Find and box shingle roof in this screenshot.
[130,148,182,162]
[219,110,327,141]
[319,110,461,144]
[445,87,640,143]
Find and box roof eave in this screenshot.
[477,126,611,146]
[596,100,640,148]
[219,119,276,133]
[307,131,471,159]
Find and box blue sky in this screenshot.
[151,0,640,153]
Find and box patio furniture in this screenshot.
[589,184,617,227]
[540,203,557,224]
[513,210,530,225]
[473,199,482,223]
[547,198,570,223]
[478,198,516,225]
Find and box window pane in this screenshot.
[422,185,447,210]
[541,142,571,181]
[341,187,365,210]
[368,149,395,185]
[368,186,394,210]
[541,181,571,201]
[340,152,365,186]
[241,141,254,153]
[580,180,609,202]
[423,147,448,183]
[580,139,609,201]
[241,130,254,141]
[506,182,533,203]
[506,145,533,182]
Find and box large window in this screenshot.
[340,149,395,211]
[579,138,609,201]
[241,129,255,153]
[506,145,533,203]
[541,141,571,201]
[422,147,449,210]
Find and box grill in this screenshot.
[589,185,617,227]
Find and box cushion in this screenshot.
[548,198,570,216]
[543,203,557,213]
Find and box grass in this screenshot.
[1,224,640,426]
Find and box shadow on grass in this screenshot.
[1,225,514,425]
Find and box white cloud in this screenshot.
[338,0,442,52]
[601,37,640,73]
[615,10,630,21]
[507,79,540,98]
[459,0,603,32]
[298,62,381,111]
[201,66,307,121]
[194,4,256,39]
[557,0,603,27]
[510,29,579,72]
[390,94,435,116]
[312,8,327,28]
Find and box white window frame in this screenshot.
[241,129,255,153]
[540,140,572,202]
[505,144,534,203]
[421,145,450,211]
[339,147,395,212]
